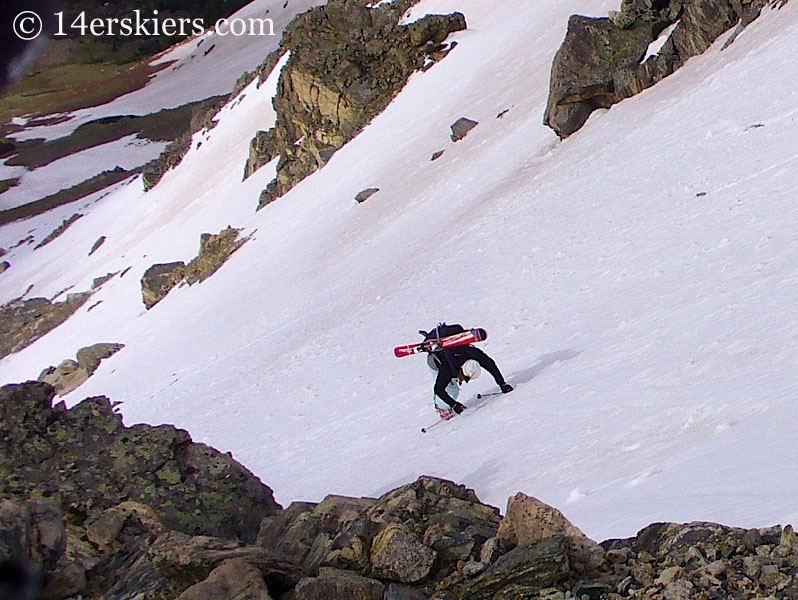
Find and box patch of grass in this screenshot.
[0,59,160,134]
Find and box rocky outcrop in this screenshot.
[185,226,247,285]
[250,0,467,209]
[38,342,125,396]
[2,382,796,599]
[141,227,248,308]
[544,0,777,138]
[0,293,91,360]
[141,261,187,309]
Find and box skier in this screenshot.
[424,324,513,419]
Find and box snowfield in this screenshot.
[1,0,797,541]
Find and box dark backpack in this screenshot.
[420,322,465,343]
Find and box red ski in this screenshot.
[393,328,487,358]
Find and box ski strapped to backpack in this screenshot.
[393,323,487,358]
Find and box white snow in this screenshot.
[2,0,798,542]
[643,21,679,63]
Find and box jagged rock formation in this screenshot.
[248,0,467,209]
[1,381,796,599]
[544,0,780,138]
[141,261,187,309]
[141,226,247,308]
[38,342,125,396]
[184,226,247,285]
[0,294,91,361]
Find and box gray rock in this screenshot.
[0,382,282,544]
[355,188,380,204]
[544,0,773,138]
[450,117,478,142]
[543,15,652,138]
[89,235,106,256]
[0,260,9,273]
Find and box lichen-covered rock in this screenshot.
[0,382,281,543]
[76,342,125,375]
[370,525,437,584]
[245,129,279,179]
[463,535,571,600]
[185,226,247,285]
[141,261,186,309]
[0,497,66,576]
[0,294,91,360]
[258,495,377,575]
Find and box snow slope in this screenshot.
[1,0,797,541]
[0,0,325,210]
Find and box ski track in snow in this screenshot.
[1,0,798,541]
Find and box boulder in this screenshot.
[543,15,652,138]
[0,497,65,575]
[463,535,571,600]
[245,129,279,179]
[37,343,124,396]
[38,360,89,396]
[497,493,605,572]
[544,0,773,138]
[370,525,436,584]
[140,261,186,309]
[88,236,106,256]
[177,558,274,600]
[258,495,377,574]
[289,567,384,600]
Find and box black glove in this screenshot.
[453,402,466,414]
[500,383,513,394]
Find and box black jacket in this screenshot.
[432,345,506,408]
